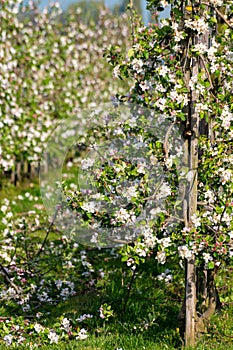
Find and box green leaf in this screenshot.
[121,256,128,262]
[127,48,134,58]
[143,51,149,59]
[208,261,215,269]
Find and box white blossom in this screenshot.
[178,245,193,260]
[137,163,146,174]
[159,237,171,249]
[81,201,97,213]
[114,208,136,224]
[192,43,208,54]
[1,205,8,213]
[156,251,166,264]
[218,168,232,185]
[174,30,185,43]
[34,323,44,333]
[127,257,135,266]
[77,314,93,322]
[155,97,167,111]
[131,58,144,73]
[204,189,216,204]
[48,330,59,344]
[90,232,98,244]
[158,65,170,77]
[209,0,223,5]
[122,186,138,200]
[157,269,173,283]
[81,158,95,170]
[61,317,70,331]
[160,0,169,7]
[157,183,171,200]
[113,65,121,78]
[76,328,88,340]
[220,105,233,129]
[191,213,201,228]
[3,335,13,346]
[185,18,208,34]
[203,252,213,264]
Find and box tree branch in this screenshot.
[201,2,233,29]
[0,263,21,295]
[36,205,60,257]
[199,54,214,91]
[214,7,233,29]
[164,122,176,159]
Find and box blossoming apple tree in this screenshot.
[63,0,233,346]
[0,0,232,347]
[0,0,130,180]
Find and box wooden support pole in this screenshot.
[183,2,200,347]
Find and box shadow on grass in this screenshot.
[42,286,183,349]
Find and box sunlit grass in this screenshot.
[0,179,232,349]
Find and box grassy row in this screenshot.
[0,179,232,349]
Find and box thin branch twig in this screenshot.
[201,2,233,29]
[36,205,60,257]
[0,263,21,294]
[199,54,214,90]
[122,268,137,313]
[164,122,176,159]
[214,7,233,29]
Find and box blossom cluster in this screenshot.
[0,315,89,347]
[0,192,118,347]
[0,0,131,173]
[106,0,233,269]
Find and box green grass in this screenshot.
[0,178,232,350]
[0,336,176,350]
